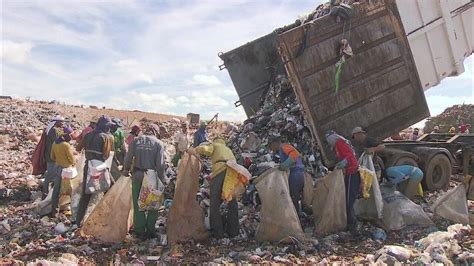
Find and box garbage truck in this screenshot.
[219,0,473,191]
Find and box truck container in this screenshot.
[220,0,473,191]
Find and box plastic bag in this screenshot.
[85,159,111,194]
[358,153,376,199]
[61,167,78,179]
[431,184,469,224]
[222,160,251,202]
[302,172,314,208]
[81,175,132,243]
[167,152,208,245]
[354,156,383,220]
[35,189,70,216]
[312,169,347,236]
[380,185,433,231]
[254,168,304,242]
[138,169,165,211]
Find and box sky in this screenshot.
[1,0,473,123]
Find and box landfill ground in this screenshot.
[1,98,474,265]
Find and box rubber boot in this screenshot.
[403,179,420,200]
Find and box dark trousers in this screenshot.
[288,169,305,213]
[76,163,91,225]
[210,170,239,238]
[345,171,361,228]
[50,165,64,215]
[42,162,56,198]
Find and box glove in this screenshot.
[335,159,348,169]
[279,158,295,171]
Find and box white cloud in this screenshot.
[137,73,154,84]
[1,41,33,64]
[115,59,138,68]
[190,74,222,86]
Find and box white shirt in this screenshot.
[174,131,189,152]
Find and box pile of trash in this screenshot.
[226,75,328,179]
[424,104,474,133]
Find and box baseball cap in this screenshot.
[351,126,366,136]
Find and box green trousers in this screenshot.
[132,170,159,237]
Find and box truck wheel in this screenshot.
[423,154,452,191]
[394,157,418,167]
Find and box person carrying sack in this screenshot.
[123,124,166,240]
[48,126,75,217]
[268,135,305,213]
[42,115,65,199]
[325,130,361,235]
[190,136,239,239]
[75,115,114,225]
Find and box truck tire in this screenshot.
[394,156,418,167]
[423,154,452,191]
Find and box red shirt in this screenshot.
[335,139,358,175]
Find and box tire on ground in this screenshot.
[422,154,452,191]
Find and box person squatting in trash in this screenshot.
[75,115,115,225]
[49,126,75,217]
[43,115,66,199]
[325,130,360,234]
[269,136,305,213]
[192,136,239,239]
[123,124,166,240]
[384,165,423,200]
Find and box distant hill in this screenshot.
[424,104,474,133]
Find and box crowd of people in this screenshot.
[38,114,432,241]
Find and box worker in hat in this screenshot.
[172,123,189,166]
[42,115,66,199]
[190,136,239,239]
[351,126,385,178]
[108,118,126,182]
[75,115,115,225]
[111,118,126,164]
[123,123,166,240]
[49,126,75,217]
[325,130,360,235]
[431,126,440,134]
[410,128,420,141]
[193,122,208,147]
[126,125,141,145]
[269,136,305,213]
[77,117,98,141]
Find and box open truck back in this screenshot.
[220,0,473,190]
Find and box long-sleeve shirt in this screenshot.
[113,128,126,153]
[124,135,165,179]
[193,128,208,147]
[279,143,304,171]
[335,138,358,175]
[195,139,235,177]
[51,141,75,168]
[76,130,113,162]
[44,127,59,163]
